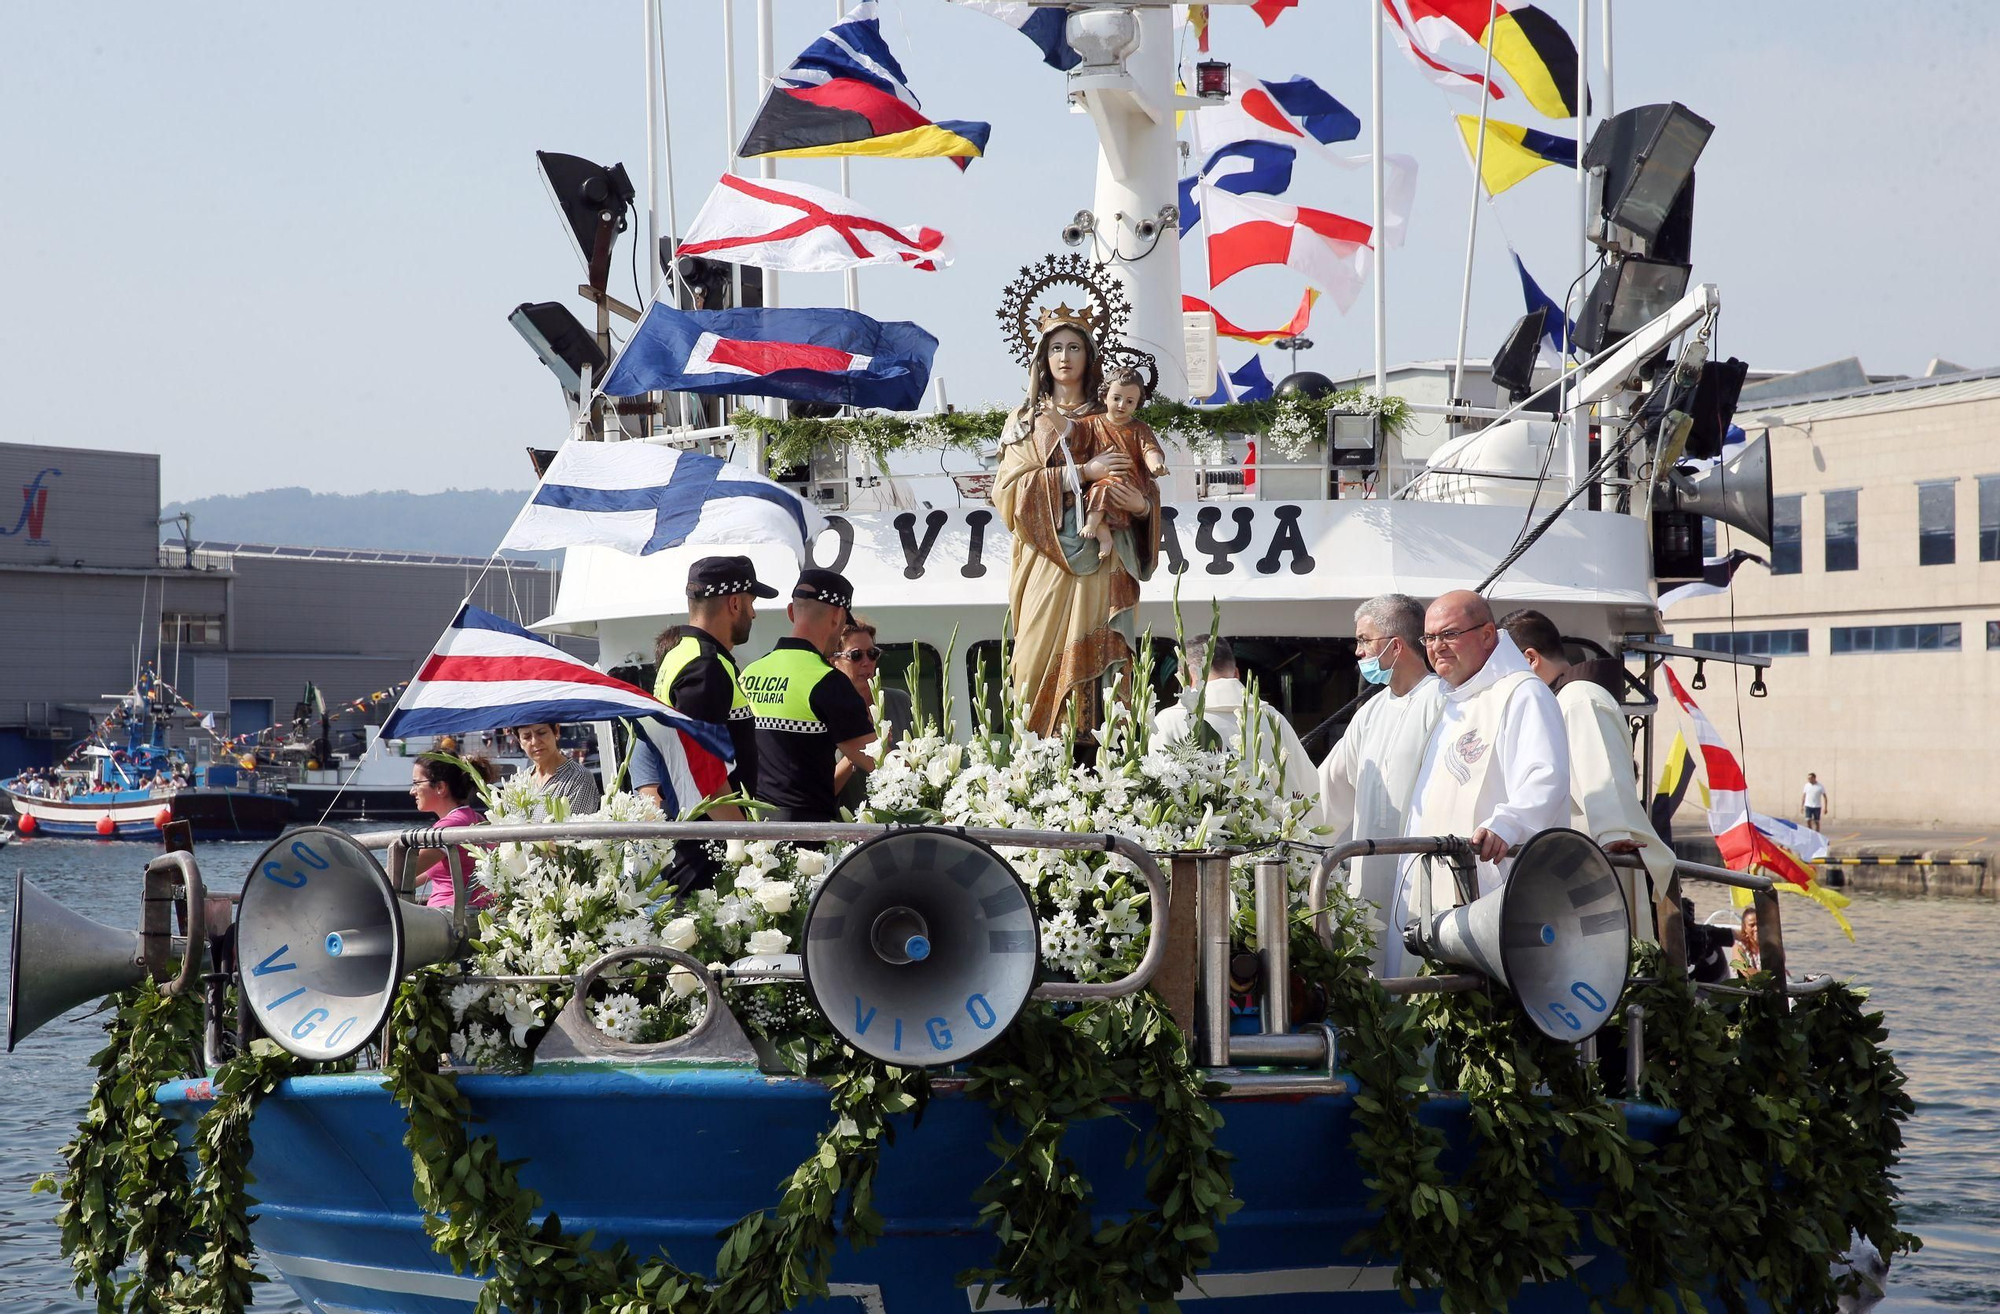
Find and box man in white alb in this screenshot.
[1316,594,1445,973]
[1500,608,1670,943]
[1156,636,1323,829]
[1393,591,1570,975]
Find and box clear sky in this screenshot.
[3,1,1995,502]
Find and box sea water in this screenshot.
[1,835,1994,1311]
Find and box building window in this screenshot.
[1772,495,1802,575]
[1691,630,1809,657]
[1989,621,2000,650]
[1830,623,1962,654]
[1979,475,2000,562]
[1823,489,1859,572]
[1700,518,1717,558]
[1918,480,1956,566]
[160,613,224,647]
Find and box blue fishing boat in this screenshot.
[0,667,294,840]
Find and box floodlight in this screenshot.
[1582,103,1712,245]
[672,248,764,311]
[537,151,635,291]
[1576,256,1691,355]
[509,302,607,397]
[1490,308,1549,402]
[1327,412,1379,469]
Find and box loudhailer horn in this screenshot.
[234,827,463,1062]
[801,828,1040,1068]
[1403,828,1634,1042]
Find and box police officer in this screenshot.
[652,555,772,810]
[738,568,877,823]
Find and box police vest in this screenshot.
[654,636,751,720]
[738,646,833,733]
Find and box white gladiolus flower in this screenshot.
[746,928,791,956]
[661,916,699,951]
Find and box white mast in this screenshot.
[755,0,780,313]
[1448,0,1501,409]
[1370,0,1387,395]
[721,0,744,315]
[643,0,660,300]
[837,0,859,312]
[1070,8,1187,397]
[1569,0,1591,494]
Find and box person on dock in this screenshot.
[831,616,912,816]
[1803,772,1829,832]
[1155,636,1321,827]
[1394,590,1569,974]
[1501,607,1670,943]
[739,569,878,825]
[1316,594,1445,974]
[512,721,601,815]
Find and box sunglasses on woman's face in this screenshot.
[835,647,883,662]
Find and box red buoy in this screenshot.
[95,814,116,837]
[15,812,35,836]
[154,806,173,829]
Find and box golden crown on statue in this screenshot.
[1035,302,1100,337]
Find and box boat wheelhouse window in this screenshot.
[876,642,946,727]
[1830,623,1961,654]
[1978,475,2000,562]
[1771,495,1802,575]
[1823,489,1859,572]
[160,613,224,647]
[1690,629,1808,657]
[1918,480,1957,566]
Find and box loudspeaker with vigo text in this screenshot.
[235,827,461,1062]
[802,828,1040,1067]
[1403,828,1633,1042]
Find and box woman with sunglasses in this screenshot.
[409,751,497,911]
[831,618,913,814]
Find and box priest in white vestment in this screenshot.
[1155,636,1324,829]
[1500,608,1671,943]
[1392,591,1570,975]
[1316,594,1445,973]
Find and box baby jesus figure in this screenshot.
[1077,368,1168,562]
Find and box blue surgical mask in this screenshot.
[1358,646,1394,685]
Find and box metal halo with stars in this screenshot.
[995,252,1133,369]
[1099,344,1160,398]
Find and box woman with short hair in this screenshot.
[513,721,601,814]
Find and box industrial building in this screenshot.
[0,440,570,774]
[1668,365,2000,826]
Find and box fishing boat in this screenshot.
[0,668,295,841]
[8,5,1913,1313]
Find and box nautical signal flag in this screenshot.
[502,441,827,563]
[1657,549,1768,611]
[1384,0,1584,119]
[947,1,1079,71]
[1204,190,1373,312]
[678,174,951,275]
[1176,140,1297,231]
[1229,356,1276,402]
[1511,250,1579,358]
[1181,289,1319,345]
[1195,71,1362,153]
[1454,115,1576,195]
[383,605,733,817]
[601,303,937,412]
[739,2,990,169]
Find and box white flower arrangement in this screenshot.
[1263,397,1320,463]
[445,658,1329,1069]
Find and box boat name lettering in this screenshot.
[804,505,1315,582]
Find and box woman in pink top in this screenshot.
[409,752,495,911]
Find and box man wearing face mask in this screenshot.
[1316,594,1446,973]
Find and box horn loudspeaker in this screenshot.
[7,871,150,1051]
[1404,828,1633,1041]
[235,826,459,1062]
[802,828,1039,1068]
[1663,432,1773,545]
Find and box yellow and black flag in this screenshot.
[1483,5,1586,120]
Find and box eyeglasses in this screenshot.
[1354,634,1394,652]
[1420,623,1491,649]
[835,647,883,662]
[410,778,439,791]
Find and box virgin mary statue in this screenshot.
[993,313,1161,736]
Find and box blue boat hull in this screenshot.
[158,1064,1736,1313]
